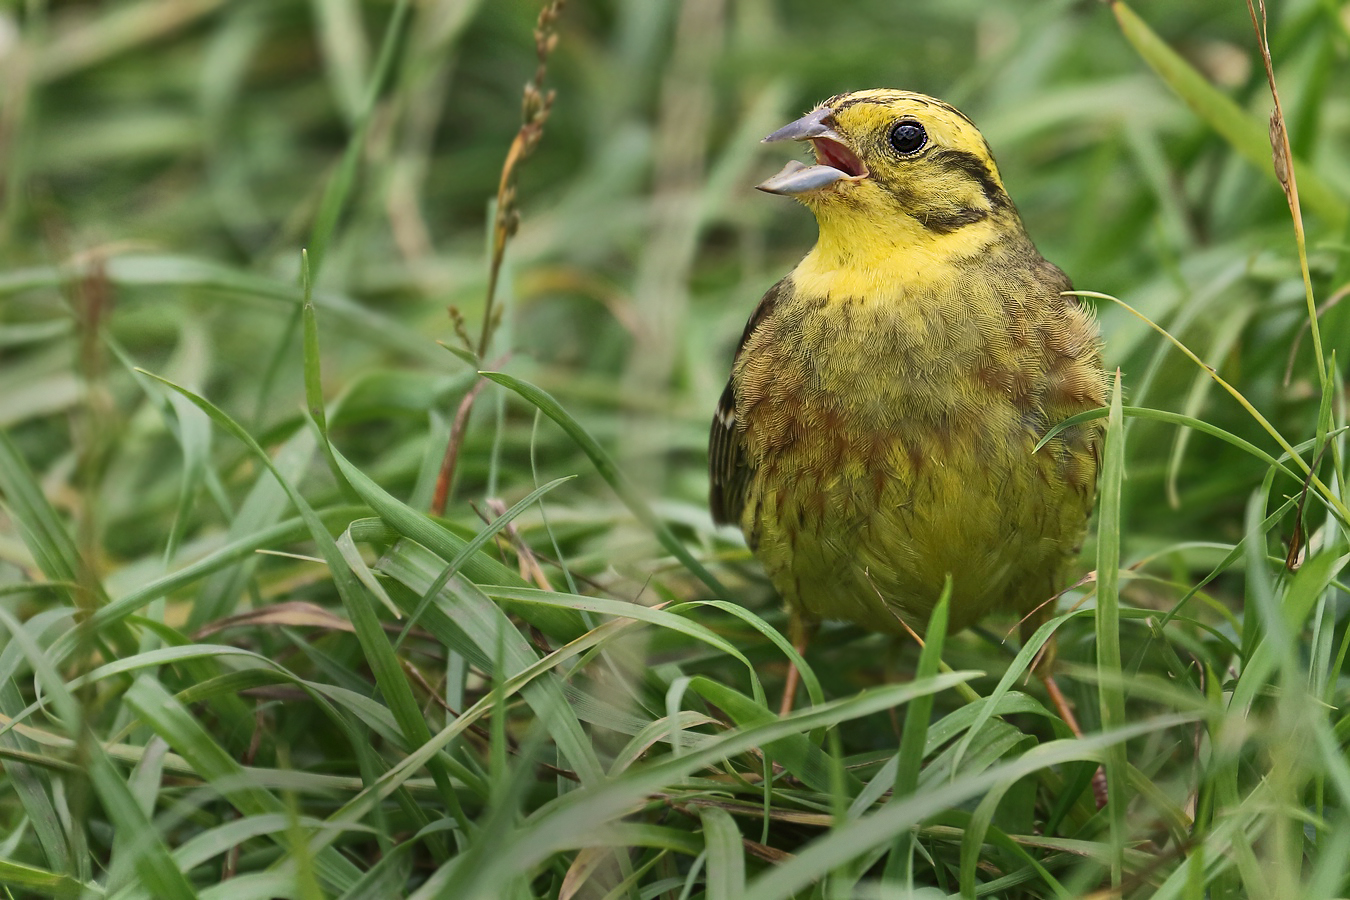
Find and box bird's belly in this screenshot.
[743,411,1087,634]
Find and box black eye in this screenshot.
[889,121,927,155]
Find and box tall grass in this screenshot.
[1,1,1348,897]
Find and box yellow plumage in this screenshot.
[710,89,1105,638]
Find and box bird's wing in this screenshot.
[709,278,787,526]
[708,380,748,526]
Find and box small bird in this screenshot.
[710,90,1105,713]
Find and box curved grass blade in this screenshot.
[0,858,92,899]
[675,599,819,709]
[0,609,198,899]
[742,714,1199,900]
[1166,305,1252,508]
[75,505,368,642]
[885,587,950,883]
[484,587,754,676]
[330,445,588,641]
[481,371,730,600]
[392,475,576,649]
[191,428,319,630]
[957,801,1069,900]
[297,614,652,870]
[306,0,412,277]
[687,676,864,795]
[0,430,100,596]
[122,675,360,894]
[1035,405,1291,477]
[134,369,470,834]
[1067,291,1350,526]
[459,674,979,895]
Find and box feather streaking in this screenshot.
[710,89,1105,636]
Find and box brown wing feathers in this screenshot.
[708,278,788,525]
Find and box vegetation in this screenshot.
[1,0,1348,897]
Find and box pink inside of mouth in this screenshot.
[811,137,867,178]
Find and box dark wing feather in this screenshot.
[708,381,746,525]
[709,278,788,526]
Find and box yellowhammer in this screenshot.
[710,89,1106,713]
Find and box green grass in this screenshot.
[2,0,1349,897]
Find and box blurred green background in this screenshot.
[5,0,1345,562]
[2,0,1349,896]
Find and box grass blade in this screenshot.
[134,369,471,836]
[699,807,746,900]
[481,371,730,600]
[1097,371,1128,885]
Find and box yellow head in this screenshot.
[759,89,1024,252]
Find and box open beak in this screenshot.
[757,106,869,195]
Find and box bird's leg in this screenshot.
[778,610,815,717]
[1023,614,1108,808]
[1041,671,1085,737]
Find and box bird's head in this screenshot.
[759,90,1019,242]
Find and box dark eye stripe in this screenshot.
[874,148,1012,234]
[931,149,1009,212]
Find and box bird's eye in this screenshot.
[889,121,927,156]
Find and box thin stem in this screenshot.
[1072,290,1350,526]
[429,357,507,517]
[430,0,564,514]
[1246,0,1326,392]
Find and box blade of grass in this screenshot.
[135,369,471,837]
[1097,371,1128,886]
[0,610,199,899]
[76,505,368,641]
[122,674,360,893]
[0,256,441,362]
[188,428,318,629]
[369,556,603,784]
[296,614,656,871]
[742,715,1200,900]
[299,250,358,504]
[306,0,411,276]
[677,599,820,709]
[0,678,74,877]
[686,676,864,794]
[391,475,576,649]
[1035,406,1291,476]
[1166,305,1252,508]
[437,674,981,898]
[1245,0,1329,395]
[0,430,96,596]
[698,807,746,900]
[885,585,950,884]
[482,371,729,599]
[958,803,1068,900]
[0,858,91,899]
[333,448,587,641]
[1068,291,1350,526]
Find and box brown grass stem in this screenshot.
[430,0,564,516]
[1246,0,1326,393]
